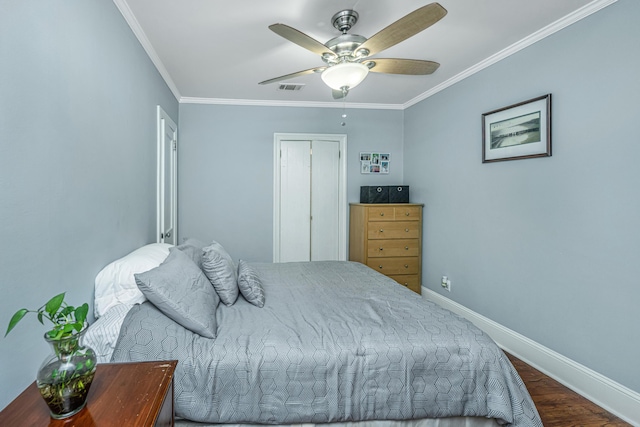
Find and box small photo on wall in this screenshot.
[380,161,390,174]
[361,161,371,174]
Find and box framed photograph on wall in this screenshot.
[482,94,551,163]
[360,152,390,174]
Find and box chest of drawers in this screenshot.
[349,203,423,294]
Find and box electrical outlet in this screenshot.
[441,276,451,292]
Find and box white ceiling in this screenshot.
[115,0,614,108]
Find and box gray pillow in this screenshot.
[134,247,220,338]
[175,243,203,269]
[201,241,239,306]
[180,237,206,249]
[237,260,265,308]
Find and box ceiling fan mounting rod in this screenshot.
[331,10,359,33]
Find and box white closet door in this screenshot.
[279,140,311,262]
[274,133,347,263]
[311,140,340,261]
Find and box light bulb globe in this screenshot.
[321,62,369,91]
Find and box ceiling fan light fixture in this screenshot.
[321,62,369,91]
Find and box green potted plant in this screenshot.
[5,292,97,419]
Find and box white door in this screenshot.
[274,133,347,262]
[279,140,311,262]
[310,140,340,261]
[157,106,177,245]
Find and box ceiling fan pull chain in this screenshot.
[341,89,348,126]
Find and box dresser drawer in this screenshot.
[367,221,421,239]
[367,206,396,221]
[393,206,421,221]
[367,257,419,275]
[367,205,422,221]
[367,239,420,257]
[388,274,421,294]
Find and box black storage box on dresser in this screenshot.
[389,186,409,203]
[360,186,389,203]
[360,186,409,203]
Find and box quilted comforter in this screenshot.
[111,261,542,426]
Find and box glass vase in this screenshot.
[36,329,97,419]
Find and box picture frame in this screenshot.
[482,94,551,163]
[360,152,390,174]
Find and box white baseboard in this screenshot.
[423,288,640,426]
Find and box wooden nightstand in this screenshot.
[0,360,177,426]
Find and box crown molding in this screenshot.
[179,97,404,110]
[112,0,181,101]
[115,0,616,111]
[404,0,618,109]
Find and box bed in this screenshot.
[84,242,542,427]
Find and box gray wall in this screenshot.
[2,0,635,412]
[0,0,178,409]
[404,0,639,392]
[178,104,404,261]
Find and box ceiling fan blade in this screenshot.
[259,67,326,85]
[332,88,349,100]
[356,3,447,57]
[367,58,440,75]
[269,24,337,58]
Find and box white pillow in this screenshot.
[94,243,172,318]
[83,304,131,363]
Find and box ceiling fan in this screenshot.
[259,2,447,99]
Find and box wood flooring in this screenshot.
[506,352,631,426]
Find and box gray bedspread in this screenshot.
[111,261,541,426]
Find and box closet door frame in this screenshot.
[273,133,347,262]
[157,106,178,244]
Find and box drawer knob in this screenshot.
[380,229,384,232]
[405,212,410,216]
[380,212,384,216]
[404,264,409,268]
[405,228,409,232]
[405,246,409,250]
[379,247,384,251]
[379,265,383,269]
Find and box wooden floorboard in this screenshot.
[506,352,631,426]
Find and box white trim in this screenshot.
[273,136,281,262]
[112,0,181,100]
[179,97,403,111]
[422,288,640,426]
[117,0,616,110]
[273,133,348,263]
[157,106,178,244]
[404,0,618,109]
[156,106,161,244]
